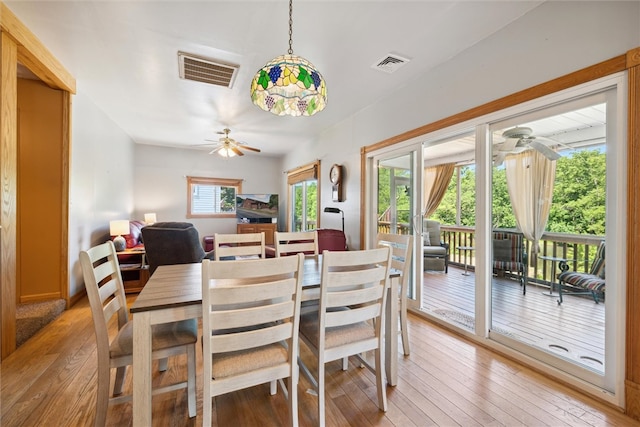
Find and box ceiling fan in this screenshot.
[204,128,261,157]
[493,126,569,165]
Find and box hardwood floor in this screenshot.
[1,294,637,426]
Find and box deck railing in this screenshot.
[377,223,604,286]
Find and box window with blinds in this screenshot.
[287,161,320,231]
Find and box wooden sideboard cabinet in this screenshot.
[237,223,277,245]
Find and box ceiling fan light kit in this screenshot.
[207,128,261,158]
[250,0,327,117]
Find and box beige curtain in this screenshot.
[504,151,556,264]
[423,163,455,217]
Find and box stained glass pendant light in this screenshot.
[250,0,327,116]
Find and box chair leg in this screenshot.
[288,375,299,427]
[557,280,564,305]
[95,363,111,427]
[400,304,410,356]
[112,366,127,395]
[342,357,349,371]
[187,345,196,418]
[270,380,277,395]
[318,361,326,427]
[374,347,388,412]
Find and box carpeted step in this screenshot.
[16,299,66,347]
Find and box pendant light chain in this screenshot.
[288,0,293,55]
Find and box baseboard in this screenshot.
[19,292,61,304]
[69,288,87,307]
[626,379,640,421]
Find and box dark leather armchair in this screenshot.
[141,222,213,275]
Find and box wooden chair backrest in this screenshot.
[201,253,304,389]
[213,232,265,260]
[274,231,319,257]
[376,232,413,296]
[79,241,129,362]
[319,247,391,335]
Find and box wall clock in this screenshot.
[329,164,344,202]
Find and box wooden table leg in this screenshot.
[133,310,152,426]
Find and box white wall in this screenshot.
[282,1,640,249]
[68,92,136,297]
[133,144,282,239]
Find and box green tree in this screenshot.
[548,149,605,235]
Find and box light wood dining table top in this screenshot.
[130,255,331,313]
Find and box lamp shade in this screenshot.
[144,213,157,224]
[109,220,130,237]
[250,54,327,117]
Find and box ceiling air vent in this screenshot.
[178,51,239,88]
[371,53,411,74]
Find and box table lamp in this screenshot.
[144,213,157,224]
[110,220,130,252]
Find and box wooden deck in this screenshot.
[421,266,605,373]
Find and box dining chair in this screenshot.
[298,246,392,426]
[79,240,197,427]
[377,232,414,356]
[274,230,319,257]
[201,253,305,427]
[213,232,265,260]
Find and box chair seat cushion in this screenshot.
[110,318,198,358]
[492,260,523,272]
[423,246,447,257]
[211,342,288,379]
[558,271,606,292]
[299,311,374,349]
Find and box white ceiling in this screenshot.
[5,0,546,157]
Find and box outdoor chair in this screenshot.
[423,220,449,272]
[492,231,528,295]
[557,241,605,305]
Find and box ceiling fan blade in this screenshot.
[497,137,519,152]
[493,152,506,167]
[240,145,261,152]
[231,146,244,156]
[529,140,561,160]
[208,146,223,155]
[535,135,575,151]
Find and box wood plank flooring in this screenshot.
[422,267,605,371]
[1,293,635,426]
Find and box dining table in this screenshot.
[130,255,401,426]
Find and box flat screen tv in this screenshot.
[236,194,279,223]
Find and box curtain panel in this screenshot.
[423,163,455,217]
[505,151,556,264]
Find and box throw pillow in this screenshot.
[493,239,513,262]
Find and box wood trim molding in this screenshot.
[0,4,76,93]
[60,91,70,307]
[1,32,18,359]
[625,52,640,421]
